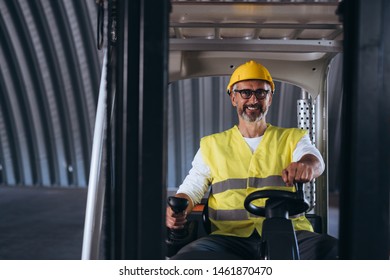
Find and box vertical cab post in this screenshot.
[109,0,170,259]
[340,0,390,259]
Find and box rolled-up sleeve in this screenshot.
[293,134,325,174]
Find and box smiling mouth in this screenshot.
[244,104,260,111]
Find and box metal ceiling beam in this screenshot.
[170,22,342,30]
[170,39,343,53]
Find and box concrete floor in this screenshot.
[0,186,87,260]
[0,186,340,260]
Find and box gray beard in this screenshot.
[237,106,268,123]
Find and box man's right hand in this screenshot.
[166,206,187,229]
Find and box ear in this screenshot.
[230,91,237,106]
[267,92,274,106]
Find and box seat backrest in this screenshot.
[202,199,212,235]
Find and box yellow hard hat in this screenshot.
[226,60,274,94]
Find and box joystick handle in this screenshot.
[165,196,197,257]
[167,196,189,240]
[168,196,189,214]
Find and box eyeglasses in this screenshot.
[234,89,270,100]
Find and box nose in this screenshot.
[249,93,259,103]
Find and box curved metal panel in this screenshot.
[0,1,36,185]
[0,0,101,187]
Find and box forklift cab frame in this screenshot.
[83,0,343,260]
[167,1,342,237]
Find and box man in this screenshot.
[166,60,338,259]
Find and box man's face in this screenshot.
[230,80,273,123]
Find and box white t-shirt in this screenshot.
[177,133,325,206]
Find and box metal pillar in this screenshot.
[108,0,169,259]
[297,91,317,212]
[339,0,390,259]
[297,89,330,233]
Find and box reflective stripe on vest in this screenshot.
[200,124,313,237]
[212,176,286,194]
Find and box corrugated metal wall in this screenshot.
[0,0,101,187]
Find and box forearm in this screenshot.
[293,134,325,174]
[297,154,323,179]
[176,148,211,209]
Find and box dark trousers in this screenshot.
[171,230,338,260]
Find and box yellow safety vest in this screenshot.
[200,124,313,237]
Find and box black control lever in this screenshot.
[165,196,197,257]
[167,196,189,239]
[168,196,189,214]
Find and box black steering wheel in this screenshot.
[244,182,309,218]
